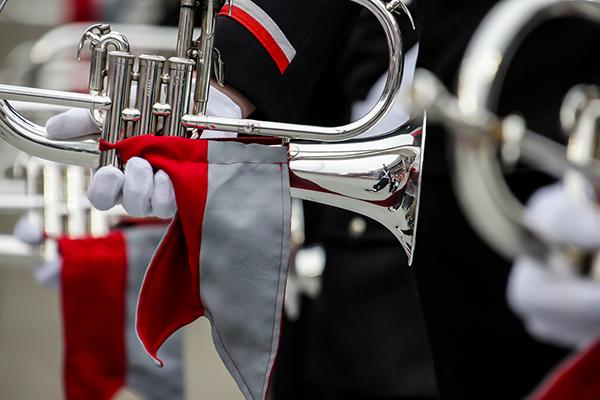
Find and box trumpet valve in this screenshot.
[122,107,141,122]
[152,103,172,134]
[152,102,172,118]
[121,108,141,138]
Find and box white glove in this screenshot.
[45,88,242,218]
[13,214,61,288]
[13,212,45,245]
[507,184,600,349]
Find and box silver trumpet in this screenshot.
[0,0,424,262]
[8,156,121,261]
[412,0,600,260]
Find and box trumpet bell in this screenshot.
[290,115,425,263]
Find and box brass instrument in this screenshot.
[0,0,424,262]
[412,0,600,259]
[12,156,119,260]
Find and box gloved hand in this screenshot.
[507,184,600,349]
[13,213,61,288]
[45,88,242,218]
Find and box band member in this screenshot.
[53,3,437,398]
[45,0,597,398]
[270,10,438,399]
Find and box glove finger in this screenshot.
[526,313,600,349]
[525,184,600,249]
[34,257,62,289]
[46,109,100,140]
[123,157,154,217]
[509,256,600,315]
[151,169,177,219]
[508,257,560,317]
[508,256,600,346]
[13,213,44,245]
[87,166,124,211]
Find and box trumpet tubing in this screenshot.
[0,0,424,260]
[5,158,113,260]
[0,0,405,167]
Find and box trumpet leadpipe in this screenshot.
[100,51,136,168]
[0,84,111,110]
[164,57,195,136]
[135,54,167,136]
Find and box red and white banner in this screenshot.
[102,135,292,400]
[57,227,184,400]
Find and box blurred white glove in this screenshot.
[45,88,242,218]
[13,214,61,288]
[13,212,45,245]
[508,184,600,348]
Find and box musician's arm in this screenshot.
[215,0,361,121]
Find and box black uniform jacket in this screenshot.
[164,0,600,398]
[268,10,438,400]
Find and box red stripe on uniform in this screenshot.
[219,5,290,74]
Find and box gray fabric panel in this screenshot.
[207,141,288,164]
[200,143,291,400]
[124,226,185,400]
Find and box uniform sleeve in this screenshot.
[215,0,362,122]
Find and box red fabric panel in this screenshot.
[533,338,600,400]
[60,232,127,400]
[70,0,99,22]
[100,136,210,366]
[219,5,290,74]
